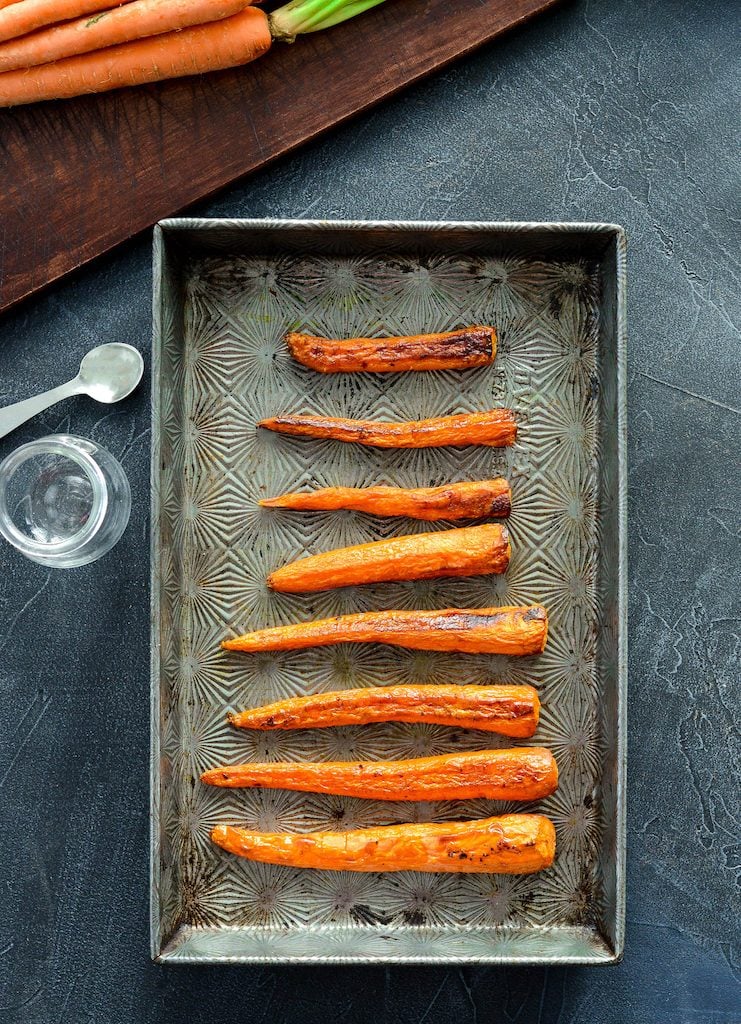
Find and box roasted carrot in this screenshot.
[211,814,556,874]
[223,604,547,655]
[0,0,254,73]
[260,478,512,520]
[229,684,540,737]
[284,326,496,373]
[268,524,510,594]
[0,7,270,105]
[259,410,516,449]
[0,0,135,44]
[202,747,558,801]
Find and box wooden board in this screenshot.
[0,0,559,313]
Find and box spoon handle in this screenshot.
[0,380,81,441]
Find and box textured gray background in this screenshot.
[0,0,739,1020]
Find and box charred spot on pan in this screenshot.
[565,867,596,925]
[350,904,389,926]
[401,909,427,926]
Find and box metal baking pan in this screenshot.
[150,219,626,964]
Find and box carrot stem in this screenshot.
[269,0,388,40]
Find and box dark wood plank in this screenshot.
[0,0,559,312]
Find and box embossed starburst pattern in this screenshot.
[152,229,623,963]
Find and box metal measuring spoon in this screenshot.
[0,344,144,441]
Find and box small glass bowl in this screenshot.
[0,434,131,568]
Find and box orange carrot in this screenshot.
[0,0,254,73]
[258,410,517,449]
[228,684,540,737]
[285,326,496,373]
[268,524,511,594]
[260,478,512,520]
[223,605,548,656]
[0,0,135,44]
[0,7,270,105]
[211,814,556,874]
[202,747,558,802]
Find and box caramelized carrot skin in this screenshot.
[285,326,496,373]
[222,604,548,655]
[211,814,556,873]
[229,683,540,737]
[201,747,558,801]
[268,524,510,593]
[258,410,517,449]
[260,479,512,520]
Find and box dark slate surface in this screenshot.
[1,0,739,1020]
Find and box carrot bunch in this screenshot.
[0,0,389,106]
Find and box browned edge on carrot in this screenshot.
[258,410,517,449]
[211,814,556,873]
[222,604,548,655]
[285,326,496,373]
[259,478,512,520]
[201,747,558,801]
[228,683,540,737]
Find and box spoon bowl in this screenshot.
[77,343,144,403]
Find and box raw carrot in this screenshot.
[228,684,541,737]
[0,0,254,73]
[268,524,511,594]
[211,814,556,874]
[284,326,496,373]
[201,747,559,801]
[0,7,270,105]
[222,605,549,655]
[0,0,135,44]
[259,410,517,449]
[260,478,512,520]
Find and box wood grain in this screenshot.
[0,0,558,312]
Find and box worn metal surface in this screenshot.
[151,220,626,963]
[0,0,738,1017]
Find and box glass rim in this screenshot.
[0,435,109,557]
